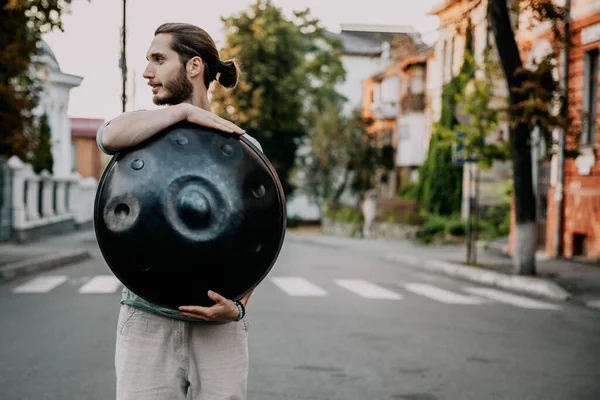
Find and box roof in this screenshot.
[326,24,417,56]
[38,40,61,72]
[401,47,434,70]
[71,118,105,138]
[428,0,461,15]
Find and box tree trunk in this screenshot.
[333,167,351,202]
[488,0,537,275]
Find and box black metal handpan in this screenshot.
[94,121,286,309]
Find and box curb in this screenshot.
[0,249,92,282]
[383,252,573,302]
[584,300,600,310]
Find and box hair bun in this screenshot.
[217,59,239,89]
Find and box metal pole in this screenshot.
[465,163,473,264]
[121,0,128,113]
[554,0,570,258]
[473,164,480,265]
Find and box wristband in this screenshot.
[234,300,245,321]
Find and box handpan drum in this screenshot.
[94,121,286,309]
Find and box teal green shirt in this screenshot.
[97,110,263,321]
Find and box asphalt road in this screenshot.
[1,234,599,400]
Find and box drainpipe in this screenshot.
[554,0,571,258]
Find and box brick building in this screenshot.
[511,1,600,262]
[70,118,105,181]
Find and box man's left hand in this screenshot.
[179,290,240,321]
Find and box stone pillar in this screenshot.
[55,179,67,215]
[25,165,41,222]
[8,156,26,230]
[39,170,55,218]
[68,171,82,216]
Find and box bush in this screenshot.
[325,202,363,224]
[447,218,466,236]
[415,214,447,243]
[397,183,418,200]
[287,216,302,228]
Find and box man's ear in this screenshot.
[187,56,203,78]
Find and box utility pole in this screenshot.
[554,0,570,258]
[120,0,128,113]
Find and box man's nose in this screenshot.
[142,65,153,79]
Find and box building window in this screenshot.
[581,49,598,146]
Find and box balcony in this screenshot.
[370,101,398,120]
[401,93,425,112]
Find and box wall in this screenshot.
[73,137,102,180]
[337,54,392,116]
[396,113,426,167]
[546,10,600,260]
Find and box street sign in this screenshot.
[452,131,480,166]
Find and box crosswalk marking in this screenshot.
[335,279,402,300]
[405,283,486,304]
[78,275,122,294]
[5,274,567,313]
[13,276,68,293]
[271,277,327,296]
[463,287,562,310]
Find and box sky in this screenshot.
[43,0,442,121]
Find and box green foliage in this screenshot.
[447,218,466,236]
[397,182,418,200]
[296,100,390,207]
[510,54,563,153]
[286,216,302,228]
[413,21,480,216]
[325,203,364,224]
[1,0,82,160]
[454,51,511,168]
[30,113,53,174]
[415,214,447,244]
[416,124,463,216]
[211,0,346,197]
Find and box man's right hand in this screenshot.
[183,104,245,136]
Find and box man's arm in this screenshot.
[98,103,245,154]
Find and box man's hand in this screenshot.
[184,104,245,136]
[178,290,240,322]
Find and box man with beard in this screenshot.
[96,23,260,400]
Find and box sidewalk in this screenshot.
[0,228,97,281]
[286,230,600,310]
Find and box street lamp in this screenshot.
[119,0,127,113]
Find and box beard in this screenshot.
[153,66,193,106]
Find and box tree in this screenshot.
[487,0,567,275]
[296,101,386,209]
[0,0,82,160]
[30,113,53,174]
[415,23,477,216]
[211,0,346,196]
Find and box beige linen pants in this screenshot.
[115,304,249,400]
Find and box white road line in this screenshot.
[463,287,562,310]
[334,279,402,300]
[404,283,487,304]
[13,276,68,293]
[270,277,327,296]
[78,275,122,294]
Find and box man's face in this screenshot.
[143,33,193,106]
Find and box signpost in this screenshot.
[453,131,480,265]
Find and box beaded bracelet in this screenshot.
[234,300,246,321]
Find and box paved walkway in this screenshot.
[1,228,599,309]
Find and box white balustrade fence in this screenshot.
[7,156,97,235]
